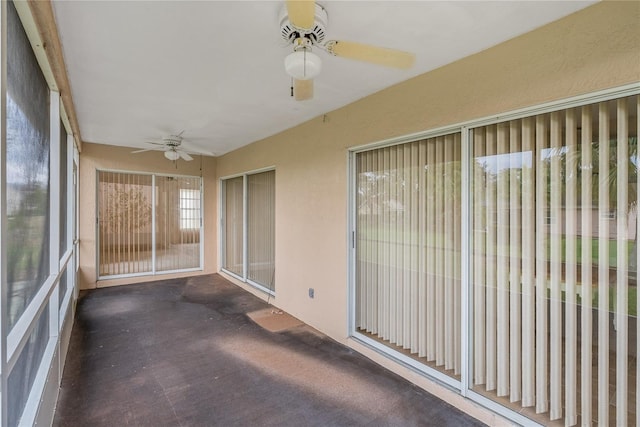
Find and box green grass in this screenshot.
[588,286,638,317]
[569,236,634,268]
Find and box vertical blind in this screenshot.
[222,176,244,277]
[155,176,201,272]
[471,94,638,425]
[98,172,153,276]
[247,171,276,290]
[98,172,202,277]
[356,134,462,378]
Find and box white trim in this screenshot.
[0,2,7,425]
[11,2,58,92]
[219,165,276,181]
[6,274,57,373]
[350,125,463,154]
[58,239,73,272]
[67,132,74,260]
[59,98,72,135]
[220,268,244,284]
[49,91,61,275]
[73,147,79,280]
[464,83,640,129]
[466,390,541,427]
[16,337,57,427]
[49,91,61,342]
[57,254,73,329]
[242,175,248,280]
[94,169,100,280]
[199,178,204,270]
[58,284,72,330]
[347,150,357,338]
[247,279,276,297]
[153,267,203,276]
[96,271,152,281]
[352,332,462,391]
[218,178,225,272]
[96,167,202,180]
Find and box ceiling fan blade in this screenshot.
[286,0,315,31]
[179,151,193,161]
[144,141,166,146]
[294,79,313,101]
[131,148,158,154]
[326,40,415,69]
[180,140,215,156]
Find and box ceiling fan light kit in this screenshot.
[284,47,321,80]
[164,150,180,161]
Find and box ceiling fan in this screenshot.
[132,131,194,161]
[280,1,415,101]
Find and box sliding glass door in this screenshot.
[221,170,276,293]
[352,92,638,426]
[97,171,202,278]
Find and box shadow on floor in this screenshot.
[53,274,484,427]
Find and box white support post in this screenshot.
[0,2,7,425]
[49,90,61,337]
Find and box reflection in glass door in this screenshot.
[355,133,462,380]
[471,95,638,425]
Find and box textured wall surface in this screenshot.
[215,1,640,342]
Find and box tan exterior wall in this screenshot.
[78,143,217,289]
[215,1,640,342]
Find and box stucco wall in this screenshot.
[78,143,217,289]
[214,1,640,342]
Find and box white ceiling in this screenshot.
[52,1,595,157]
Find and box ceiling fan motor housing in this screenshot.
[162,135,183,148]
[279,3,327,45]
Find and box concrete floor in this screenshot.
[53,274,485,426]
